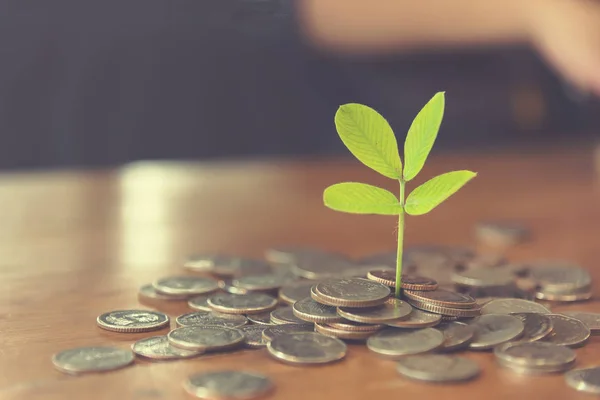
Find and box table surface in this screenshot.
[2,145,600,400]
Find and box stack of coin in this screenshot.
[494,342,576,374]
[402,288,481,320]
[528,262,593,302]
[297,277,397,339]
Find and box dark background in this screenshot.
[1,0,599,171]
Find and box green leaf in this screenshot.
[335,104,402,179]
[323,182,402,215]
[405,170,477,216]
[403,92,445,181]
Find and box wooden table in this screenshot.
[2,145,600,400]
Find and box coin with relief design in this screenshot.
[542,314,590,347]
[97,310,170,333]
[511,313,553,342]
[367,328,444,358]
[267,332,346,365]
[561,311,600,334]
[175,312,247,328]
[208,293,278,315]
[403,289,476,309]
[292,297,342,323]
[168,326,244,351]
[314,278,390,307]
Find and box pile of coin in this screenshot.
[51,242,600,397]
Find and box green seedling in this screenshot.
[323,92,477,298]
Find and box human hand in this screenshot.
[527,0,600,96]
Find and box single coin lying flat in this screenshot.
[52,346,134,375]
[267,332,347,365]
[208,292,278,315]
[396,354,481,382]
[367,328,444,359]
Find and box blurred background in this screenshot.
[1,0,599,171]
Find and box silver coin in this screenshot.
[452,268,515,288]
[511,313,553,342]
[240,325,268,348]
[279,281,315,305]
[542,314,590,347]
[435,322,475,352]
[138,283,189,301]
[338,298,413,324]
[565,367,600,394]
[529,262,591,293]
[468,314,524,350]
[168,326,244,351]
[97,310,170,333]
[270,307,306,325]
[367,328,444,358]
[247,312,274,326]
[208,293,278,315]
[494,341,576,372]
[232,273,296,292]
[132,336,203,360]
[176,312,247,328]
[385,308,442,329]
[184,370,274,399]
[480,299,551,315]
[262,324,315,342]
[396,354,480,382]
[153,276,219,296]
[562,311,600,334]
[52,346,134,375]
[292,297,342,323]
[187,295,213,312]
[267,332,346,365]
[314,278,391,307]
[185,255,273,277]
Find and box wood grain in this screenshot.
[1,146,600,400]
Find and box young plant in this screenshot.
[323,92,477,298]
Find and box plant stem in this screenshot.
[395,180,406,298]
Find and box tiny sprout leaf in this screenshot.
[405,170,476,216]
[403,92,445,181]
[335,104,402,179]
[323,182,402,215]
